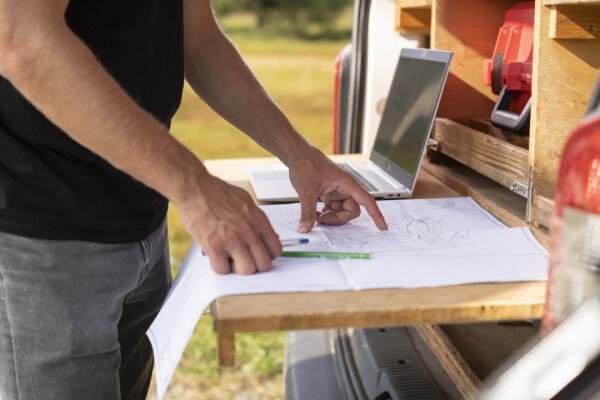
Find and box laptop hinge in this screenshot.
[510,180,529,198]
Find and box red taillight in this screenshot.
[543,111,600,335]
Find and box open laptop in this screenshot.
[246,48,453,202]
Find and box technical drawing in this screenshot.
[263,198,502,254]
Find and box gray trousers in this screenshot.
[0,220,171,400]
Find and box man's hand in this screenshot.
[287,147,388,233]
[174,175,282,275]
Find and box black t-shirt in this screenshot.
[0,0,184,243]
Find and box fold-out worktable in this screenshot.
[204,155,547,391]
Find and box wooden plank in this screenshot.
[213,282,546,336]
[440,322,539,380]
[465,119,530,149]
[432,118,529,190]
[532,194,555,229]
[397,7,432,34]
[217,334,235,367]
[530,1,600,223]
[549,5,600,39]
[397,0,432,7]
[415,325,480,399]
[431,0,523,120]
[544,0,600,5]
[531,225,551,249]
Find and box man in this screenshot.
[0,0,387,399]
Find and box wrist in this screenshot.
[276,130,320,168]
[167,151,214,209]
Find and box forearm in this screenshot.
[0,4,210,206]
[183,2,316,166]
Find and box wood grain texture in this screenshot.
[415,325,480,399]
[213,282,546,335]
[544,0,600,5]
[217,334,235,367]
[550,5,600,39]
[530,1,600,221]
[532,194,555,229]
[431,0,523,120]
[464,119,530,149]
[397,0,432,7]
[397,7,432,34]
[432,118,529,189]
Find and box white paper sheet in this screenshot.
[339,227,549,289]
[147,197,548,398]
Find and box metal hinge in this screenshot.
[510,181,529,198]
[427,138,440,151]
[526,167,533,223]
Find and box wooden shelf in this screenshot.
[395,0,432,33]
[431,118,529,192]
[544,0,600,5]
[392,0,600,230]
[397,0,433,7]
[549,4,600,39]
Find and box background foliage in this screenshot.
[212,0,353,37]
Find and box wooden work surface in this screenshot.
[204,155,547,366]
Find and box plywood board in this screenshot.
[397,0,433,7]
[544,0,600,5]
[530,1,600,222]
[415,325,480,399]
[213,282,546,337]
[532,194,555,229]
[550,5,600,39]
[397,7,432,34]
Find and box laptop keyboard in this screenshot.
[338,163,380,192]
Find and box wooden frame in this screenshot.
[395,0,432,34]
[395,0,600,231]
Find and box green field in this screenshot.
[155,10,352,400]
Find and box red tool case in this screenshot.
[483,1,535,134]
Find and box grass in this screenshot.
[155,9,352,400]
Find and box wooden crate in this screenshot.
[395,0,600,230]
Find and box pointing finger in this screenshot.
[349,187,388,230]
[297,191,318,233]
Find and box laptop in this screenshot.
[246,48,453,202]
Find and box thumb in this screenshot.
[297,192,318,233]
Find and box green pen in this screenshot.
[280,251,372,260]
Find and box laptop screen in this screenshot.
[370,49,452,191]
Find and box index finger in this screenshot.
[348,185,388,230]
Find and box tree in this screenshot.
[212,0,352,36]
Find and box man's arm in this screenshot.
[182,0,388,233]
[0,0,281,274]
